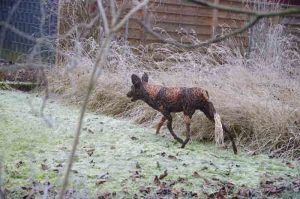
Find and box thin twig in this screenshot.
[58,35,112,199]
[58,0,300,197]
[0,0,22,49]
[59,15,100,40]
[0,21,37,42]
[110,0,117,26]
[136,0,300,49]
[58,1,151,197]
[136,16,261,49]
[96,0,110,36]
[189,0,300,16]
[110,0,149,33]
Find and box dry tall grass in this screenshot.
[49,16,300,159]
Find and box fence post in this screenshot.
[211,0,219,37]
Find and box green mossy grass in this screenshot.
[0,90,299,197]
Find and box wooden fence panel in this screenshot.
[124,0,251,45]
[57,0,300,51]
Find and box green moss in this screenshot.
[0,90,299,198]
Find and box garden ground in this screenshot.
[0,90,299,198]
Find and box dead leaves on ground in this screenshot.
[8,151,300,198]
[159,170,168,180]
[260,175,300,197]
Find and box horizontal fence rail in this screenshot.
[58,0,299,48]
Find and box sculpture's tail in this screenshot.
[214,113,224,146]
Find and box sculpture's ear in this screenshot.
[131,74,141,88]
[142,72,148,83]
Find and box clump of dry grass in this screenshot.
[49,17,300,158]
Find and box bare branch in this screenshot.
[58,15,100,40]
[111,0,149,33]
[0,21,37,42]
[110,0,117,26]
[114,0,130,25]
[58,37,112,199]
[57,0,298,197]
[58,1,151,198]
[137,15,260,49]
[189,0,300,16]
[135,0,299,49]
[96,0,110,36]
[0,0,22,49]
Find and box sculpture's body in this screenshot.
[127,73,237,154]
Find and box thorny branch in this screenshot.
[189,0,300,16]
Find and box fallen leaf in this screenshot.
[160,152,166,157]
[139,186,151,194]
[130,136,138,140]
[86,148,95,156]
[156,187,172,196]
[97,192,110,198]
[96,179,107,186]
[177,177,186,183]
[136,162,141,169]
[156,161,161,169]
[41,163,48,170]
[98,172,110,179]
[56,163,63,167]
[286,162,295,168]
[130,171,141,180]
[192,171,201,178]
[52,169,59,173]
[237,186,252,198]
[208,191,226,199]
[87,129,94,134]
[159,170,168,180]
[154,175,160,186]
[16,161,24,168]
[168,155,177,160]
[203,178,210,185]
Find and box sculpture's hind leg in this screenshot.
[201,101,238,154]
[181,114,192,148]
[163,113,184,144]
[156,116,166,134]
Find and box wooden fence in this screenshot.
[124,0,249,45]
[57,0,300,48]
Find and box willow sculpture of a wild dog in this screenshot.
[126,73,237,154]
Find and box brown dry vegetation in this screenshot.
[48,18,300,159]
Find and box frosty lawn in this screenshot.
[0,90,299,198]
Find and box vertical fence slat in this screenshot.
[211,0,219,37]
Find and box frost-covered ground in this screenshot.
[0,90,299,198]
